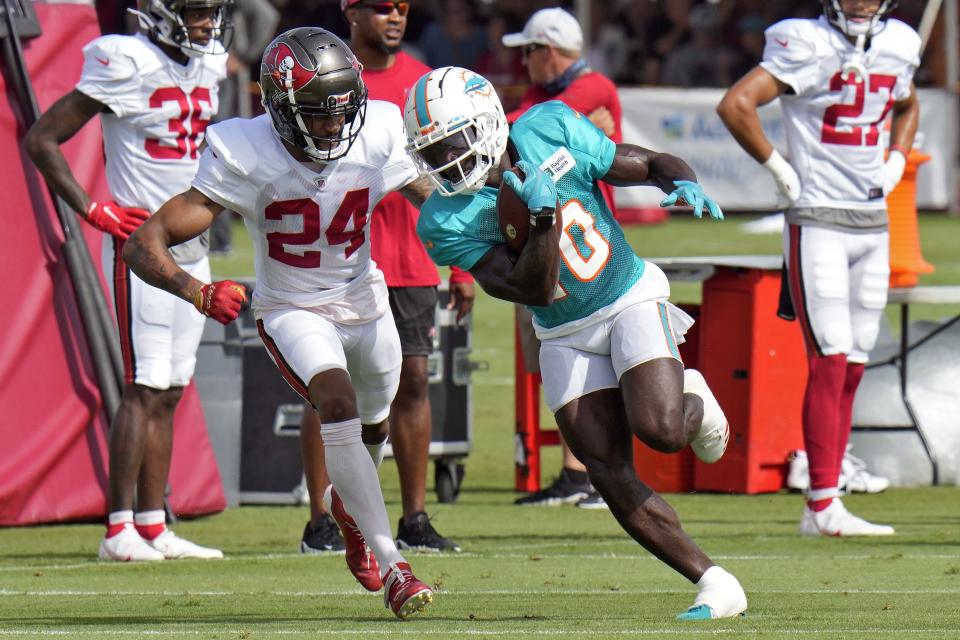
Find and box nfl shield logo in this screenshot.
[314,176,326,189]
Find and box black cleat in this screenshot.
[514,469,592,506]
[396,512,461,552]
[300,514,346,554]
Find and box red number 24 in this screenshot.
[265,190,370,268]
[821,73,896,146]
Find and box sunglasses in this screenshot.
[361,1,410,16]
[521,43,546,58]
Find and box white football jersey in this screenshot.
[760,17,919,210]
[76,33,227,261]
[192,102,419,323]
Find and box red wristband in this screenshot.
[889,144,909,158]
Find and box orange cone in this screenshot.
[887,148,934,288]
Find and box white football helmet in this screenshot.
[821,0,898,38]
[404,67,509,196]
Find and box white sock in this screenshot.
[133,510,165,526]
[364,435,387,469]
[321,418,404,571]
[108,510,133,527]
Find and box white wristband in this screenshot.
[762,149,793,179]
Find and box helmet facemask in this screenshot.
[822,0,898,38]
[405,67,508,196]
[132,0,234,58]
[409,113,503,196]
[267,90,367,162]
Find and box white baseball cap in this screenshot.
[501,8,583,51]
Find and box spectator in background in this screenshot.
[647,0,694,85]
[662,3,737,88]
[209,0,279,255]
[418,0,487,70]
[500,7,622,510]
[475,14,527,110]
[731,13,767,81]
[297,0,474,556]
[591,0,660,85]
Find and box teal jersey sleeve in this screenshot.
[416,187,502,271]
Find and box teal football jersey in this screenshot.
[417,101,645,329]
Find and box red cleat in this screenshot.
[329,488,382,591]
[383,561,433,619]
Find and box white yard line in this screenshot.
[0,628,955,636]
[1,551,958,573]
[2,588,959,597]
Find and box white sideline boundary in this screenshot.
[2,588,960,597]
[0,629,955,637]
[0,551,958,573]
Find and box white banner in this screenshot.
[615,88,954,211]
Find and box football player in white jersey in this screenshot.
[123,28,435,620]
[26,0,233,561]
[717,0,919,536]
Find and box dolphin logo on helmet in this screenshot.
[403,67,508,196]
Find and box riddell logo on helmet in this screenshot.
[327,92,356,107]
[263,43,315,91]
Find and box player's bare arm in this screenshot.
[716,67,789,162]
[24,90,107,215]
[603,144,697,193]
[889,84,920,152]
[399,176,435,208]
[468,223,560,307]
[123,188,222,303]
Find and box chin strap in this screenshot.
[841,34,868,83]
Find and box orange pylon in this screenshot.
[887,148,934,288]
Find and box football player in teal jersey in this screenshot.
[404,67,747,620]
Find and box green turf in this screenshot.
[2,213,957,637]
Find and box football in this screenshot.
[496,165,529,254]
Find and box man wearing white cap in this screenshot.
[503,7,623,510]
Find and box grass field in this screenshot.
[1,213,958,638]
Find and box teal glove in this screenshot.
[503,160,558,213]
[660,180,723,220]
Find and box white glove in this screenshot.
[762,150,802,207]
[883,149,907,196]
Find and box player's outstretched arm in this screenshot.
[602,144,696,193]
[123,188,222,304]
[25,90,107,217]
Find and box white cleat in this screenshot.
[799,499,895,537]
[841,449,890,494]
[98,524,165,562]
[684,369,730,464]
[147,529,224,559]
[677,566,747,620]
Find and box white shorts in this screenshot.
[255,307,402,424]
[104,239,208,390]
[538,268,693,413]
[784,223,889,362]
